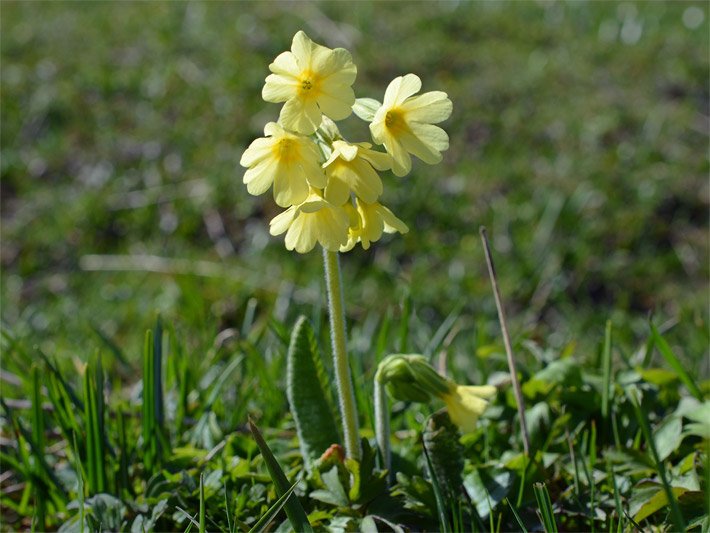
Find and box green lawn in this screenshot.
[1,2,708,531]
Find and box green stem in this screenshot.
[374,379,391,483]
[323,249,361,461]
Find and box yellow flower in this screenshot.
[441,385,497,434]
[340,198,408,252]
[240,122,325,208]
[323,140,391,205]
[370,73,452,177]
[375,354,496,434]
[269,191,349,253]
[263,31,357,135]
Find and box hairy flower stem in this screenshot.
[323,249,361,461]
[374,379,391,484]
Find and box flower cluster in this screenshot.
[240,31,452,253]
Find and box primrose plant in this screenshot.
[240,31,452,464]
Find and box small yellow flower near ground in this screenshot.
[441,385,497,434]
[376,354,496,433]
[269,191,349,253]
[263,31,357,135]
[240,122,325,208]
[340,198,408,252]
[370,73,453,177]
[323,140,392,205]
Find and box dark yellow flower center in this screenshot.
[297,70,320,99]
[274,138,297,164]
[384,108,407,135]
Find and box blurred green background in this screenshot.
[1,1,708,369]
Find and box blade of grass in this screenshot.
[649,320,702,400]
[505,498,529,533]
[142,329,156,474]
[247,479,300,533]
[605,456,624,533]
[31,365,46,532]
[199,472,205,533]
[398,292,411,353]
[601,320,612,419]
[248,418,313,533]
[627,388,686,532]
[533,482,558,533]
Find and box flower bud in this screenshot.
[376,354,450,403]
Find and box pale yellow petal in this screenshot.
[358,147,391,171]
[240,137,273,167]
[317,85,355,121]
[399,124,448,165]
[384,136,411,177]
[262,74,297,103]
[291,31,314,67]
[243,158,277,196]
[378,204,409,235]
[400,91,453,124]
[295,139,326,189]
[285,214,317,253]
[315,207,349,251]
[348,159,383,203]
[298,195,328,213]
[269,207,297,236]
[409,123,449,152]
[332,140,358,162]
[314,47,357,82]
[264,122,283,137]
[383,74,422,108]
[279,97,321,135]
[323,173,351,206]
[443,385,496,433]
[269,51,300,77]
[357,201,385,248]
[369,112,387,145]
[272,162,309,207]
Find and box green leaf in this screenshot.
[286,316,340,469]
[632,485,688,523]
[352,98,381,122]
[422,411,464,500]
[345,439,387,504]
[423,442,451,533]
[464,468,513,518]
[653,415,683,462]
[248,418,313,533]
[310,466,348,507]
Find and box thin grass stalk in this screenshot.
[373,379,391,483]
[479,227,531,456]
[601,320,612,419]
[506,498,529,533]
[322,249,361,461]
[142,330,155,473]
[31,365,46,532]
[199,472,205,533]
